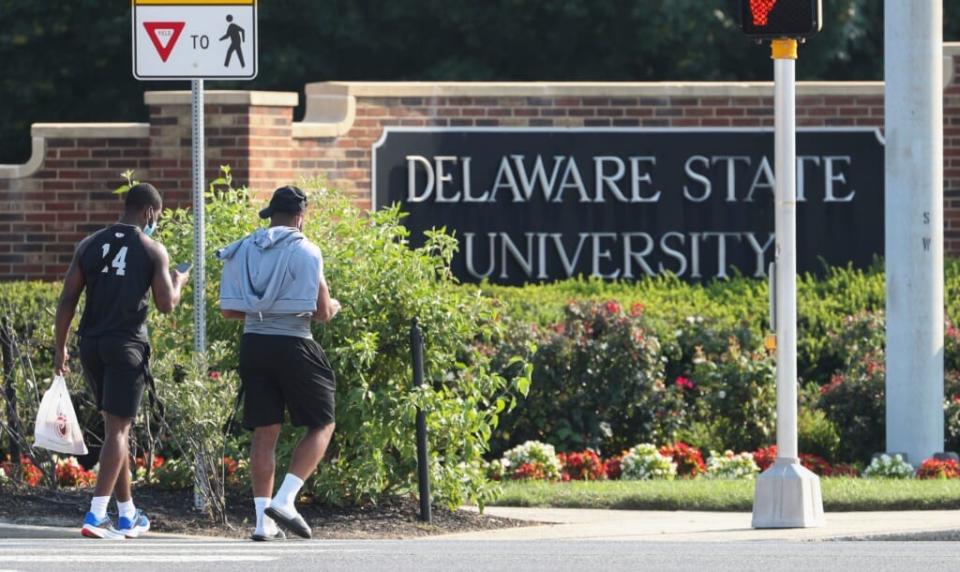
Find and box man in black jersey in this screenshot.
[54,183,189,539]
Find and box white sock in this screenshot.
[89,496,110,520]
[254,497,277,535]
[270,474,304,513]
[117,499,136,521]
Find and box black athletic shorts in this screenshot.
[79,335,149,419]
[239,334,336,430]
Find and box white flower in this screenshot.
[621,444,677,481]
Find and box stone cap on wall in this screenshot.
[143,90,298,107]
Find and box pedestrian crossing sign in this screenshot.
[132,0,257,80]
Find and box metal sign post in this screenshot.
[133,0,257,512]
[191,79,206,354]
[751,38,824,529]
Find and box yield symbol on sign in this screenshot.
[143,21,185,62]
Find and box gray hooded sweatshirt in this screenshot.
[217,226,324,339]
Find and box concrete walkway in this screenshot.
[439,507,960,542]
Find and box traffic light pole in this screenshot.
[752,38,824,529]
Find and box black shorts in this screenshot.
[239,334,336,430]
[79,336,148,419]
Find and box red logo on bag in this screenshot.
[55,412,68,439]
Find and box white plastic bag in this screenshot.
[34,375,88,456]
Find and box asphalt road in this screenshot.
[1,538,959,572]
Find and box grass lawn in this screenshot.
[492,478,960,512]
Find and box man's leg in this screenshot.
[288,422,335,480]
[82,412,131,538]
[250,424,281,538]
[270,423,335,510]
[94,412,133,498]
[113,453,131,503]
[251,424,282,497]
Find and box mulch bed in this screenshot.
[0,483,534,539]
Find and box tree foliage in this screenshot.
[2,1,959,162]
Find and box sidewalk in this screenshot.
[440,507,960,542]
[0,521,225,541]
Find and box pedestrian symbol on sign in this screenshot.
[220,15,245,68]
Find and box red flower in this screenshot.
[223,456,239,477]
[917,458,960,479]
[629,302,645,317]
[820,374,843,395]
[559,449,606,481]
[604,301,621,315]
[831,464,860,477]
[209,370,221,381]
[660,442,706,478]
[753,445,778,471]
[513,462,546,481]
[604,455,623,480]
[800,454,834,477]
[674,376,695,391]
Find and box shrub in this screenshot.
[862,454,914,479]
[151,175,532,510]
[490,301,681,456]
[659,442,705,478]
[620,444,677,481]
[154,457,194,490]
[705,450,760,480]
[752,445,777,472]
[799,454,833,476]
[916,458,960,480]
[818,312,886,464]
[797,408,842,463]
[502,441,562,481]
[558,450,606,481]
[685,338,776,453]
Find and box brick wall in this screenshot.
[1,43,958,281]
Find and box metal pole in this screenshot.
[191,79,208,512]
[774,46,798,462]
[752,38,823,529]
[411,318,431,523]
[884,0,944,464]
[191,79,206,354]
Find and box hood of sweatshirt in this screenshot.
[217,227,305,313]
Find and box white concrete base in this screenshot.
[751,458,825,529]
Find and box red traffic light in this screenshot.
[741,0,822,39]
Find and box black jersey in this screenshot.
[77,224,155,342]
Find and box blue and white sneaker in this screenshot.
[80,512,124,540]
[117,509,151,539]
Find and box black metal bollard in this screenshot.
[1,319,20,465]
[410,318,432,523]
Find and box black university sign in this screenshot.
[372,128,884,285]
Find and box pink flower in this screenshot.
[209,371,221,381]
[674,376,695,391]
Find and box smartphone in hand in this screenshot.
[175,262,192,273]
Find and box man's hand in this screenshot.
[171,266,191,289]
[54,346,70,376]
[329,299,342,319]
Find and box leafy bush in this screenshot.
[501,441,562,481]
[817,313,886,464]
[797,408,842,463]
[862,454,914,479]
[490,301,681,456]
[704,451,760,480]
[620,444,677,481]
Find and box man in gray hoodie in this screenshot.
[217,186,340,541]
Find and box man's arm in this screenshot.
[54,247,87,375]
[312,277,340,323]
[221,309,245,320]
[149,242,189,313]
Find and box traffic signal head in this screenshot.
[740,0,822,39]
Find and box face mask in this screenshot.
[144,211,157,237]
